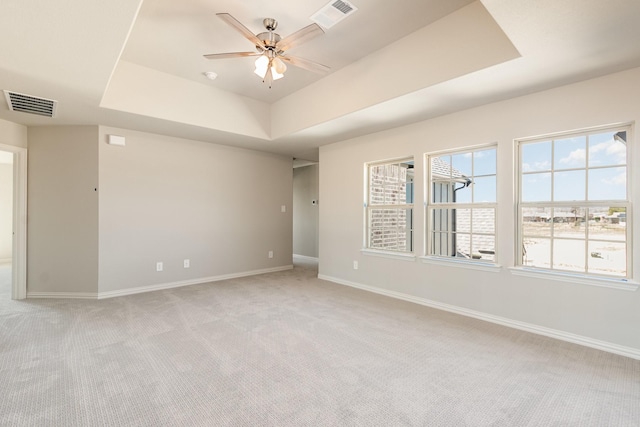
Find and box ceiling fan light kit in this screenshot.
[204,13,330,88]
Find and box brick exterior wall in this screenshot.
[369,164,411,251]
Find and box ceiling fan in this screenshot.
[204,13,330,88]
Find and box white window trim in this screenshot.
[361,248,416,262]
[420,255,502,273]
[509,267,639,291]
[515,123,633,281]
[425,144,499,265]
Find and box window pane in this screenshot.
[428,148,496,264]
[405,181,414,204]
[369,209,384,228]
[588,207,626,241]
[455,209,471,233]
[588,167,626,200]
[455,233,471,259]
[518,126,630,278]
[522,172,551,202]
[554,170,585,201]
[369,165,385,205]
[431,209,451,233]
[432,232,452,256]
[368,209,412,252]
[552,239,585,272]
[589,131,626,167]
[522,238,550,268]
[554,136,586,170]
[473,149,496,176]
[433,156,452,178]
[384,167,406,205]
[473,208,495,235]
[522,141,551,172]
[522,207,552,237]
[369,229,397,250]
[473,176,496,203]
[432,181,453,203]
[552,207,585,238]
[473,235,495,262]
[452,153,472,176]
[454,182,472,203]
[385,163,399,183]
[588,241,626,277]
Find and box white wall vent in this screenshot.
[3,90,58,118]
[311,0,358,29]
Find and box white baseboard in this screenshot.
[27,291,98,299]
[98,265,293,299]
[293,254,319,262]
[318,274,640,361]
[28,265,294,300]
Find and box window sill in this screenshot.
[508,267,639,291]
[419,256,502,273]
[361,249,416,262]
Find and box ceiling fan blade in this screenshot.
[216,13,265,49]
[277,23,324,52]
[280,55,330,74]
[204,52,260,60]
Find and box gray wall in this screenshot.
[319,67,640,353]
[293,164,319,258]
[25,125,293,295]
[0,118,27,148]
[98,127,293,293]
[28,126,99,293]
[0,162,12,261]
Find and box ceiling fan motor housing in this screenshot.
[256,18,281,52]
[263,18,277,31]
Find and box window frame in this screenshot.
[515,123,633,281]
[424,144,499,266]
[363,157,415,255]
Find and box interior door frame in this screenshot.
[0,143,27,299]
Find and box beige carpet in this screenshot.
[1,261,639,426]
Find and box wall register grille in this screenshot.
[311,0,358,29]
[3,90,58,117]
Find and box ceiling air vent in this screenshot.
[3,90,58,118]
[311,0,358,29]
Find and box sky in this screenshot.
[521,130,627,202]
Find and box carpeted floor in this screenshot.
[1,260,639,426]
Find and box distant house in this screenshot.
[524,210,584,223]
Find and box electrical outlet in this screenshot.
[281,205,286,213]
[353,261,358,270]
[156,262,163,272]
[268,251,274,259]
[183,259,190,268]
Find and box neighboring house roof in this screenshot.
[431,157,471,183]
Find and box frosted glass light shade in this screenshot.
[254,55,269,78]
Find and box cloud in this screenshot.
[589,140,626,164]
[522,160,552,172]
[602,171,626,186]
[559,148,586,165]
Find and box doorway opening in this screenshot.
[0,144,27,299]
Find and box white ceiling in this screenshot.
[121,0,474,103]
[1,0,640,162]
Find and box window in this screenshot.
[517,125,631,278]
[365,158,414,252]
[426,146,497,263]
